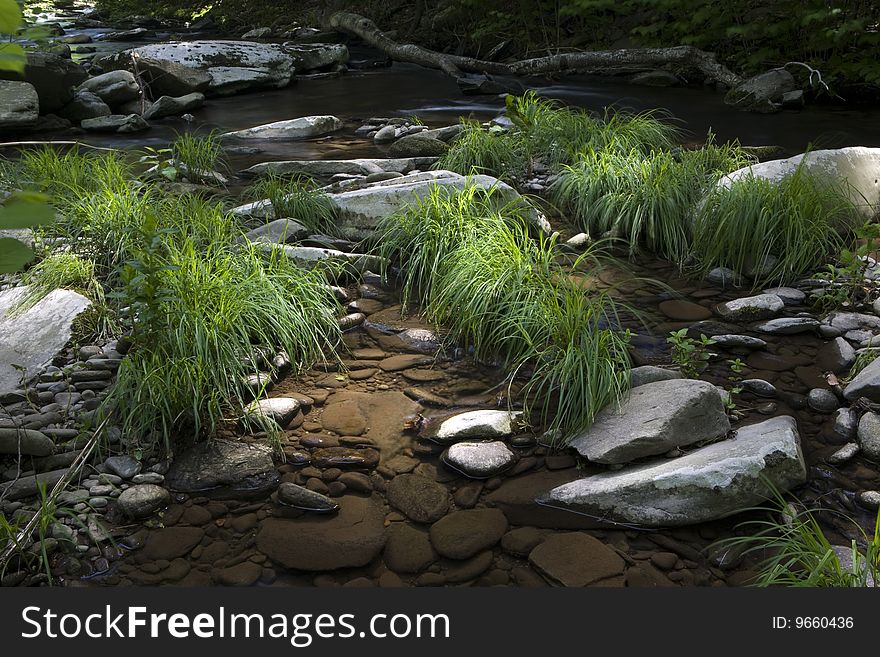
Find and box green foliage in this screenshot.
[435,120,528,180]
[171,131,225,179]
[246,172,336,234]
[694,166,862,287]
[378,183,630,438]
[814,220,880,312]
[110,238,341,452]
[0,192,55,273]
[666,328,714,378]
[0,0,26,74]
[13,252,103,312]
[714,493,880,587]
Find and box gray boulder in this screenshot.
[282,43,348,71]
[142,92,205,120]
[165,439,279,499]
[0,428,54,456]
[241,218,309,245]
[78,70,140,106]
[715,293,784,321]
[543,416,807,526]
[720,147,880,219]
[242,157,437,179]
[388,135,449,158]
[570,379,730,465]
[442,441,517,478]
[96,41,293,96]
[222,115,342,140]
[58,89,111,122]
[81,113,149,133]
[116,484,170,519]
[857,412,880,462]
[0,51,87,113]
[843,356,880,402]
[0,288,91,396]
[724,69,796,113]
[818,336,856,374]
[0,81,38,129]
[630,365,682,388]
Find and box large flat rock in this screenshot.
[165,439,278,499]
[0,287,91,396]
[542,416,807,527]
[241,157,438,178]
[570,379,730,465]
[222,115,342,140]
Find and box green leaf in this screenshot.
[0,0,22,34]
[0,42,26,74]
[0,197,55,229]
[160,166,178,181]
[0,237,34,273]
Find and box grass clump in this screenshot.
[714,492,879,587]
[246,172,336,233]
[378,183,630,438]
[693,165,861,286]
[171,131,225,176]
[110,238,341,450]
[435,119,528,180]
[13,252,103,312]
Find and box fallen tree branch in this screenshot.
[0,141,121,152]
[326,11,743,88]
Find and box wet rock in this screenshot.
[245,396,300,428]
[377,354,433,371]
[763,287,805,306]
[337,472,373,493]
[442,441,517,478]
[389,135,449,158]
[143,92,205,119]
[277,482,339,512]
[827,442,859,465]
[442,550,494,583]
[741,378,778,397]
[58,89,111,122]
[716,294,784,321]
[658,299,712,321]
[832,407,859,442]
[242,27,272,39]
[139,527,205,561]
[78,70,140,106]
[311,446,379,469]
[282,43,348,71]
[428,509,507,562]
[165,439,278,499]
[706,266,741,288]
[383,523,436,573]
[215,561,262,586]
[241,218,309,245]
[807,388,839,413]
[243,156,435,179]
[104,455,141,479]
[542,416,806,526]
[116,484,170,519]
[571,379,730,465]
[257,495,385,570]
[528,533,625,586]
[724,69,795,113]
[856,412,880,462]
[320,399,367,435]
[501,527,544,557]
[752,317,820,335]
[0,51,87,113]
[832,545,876,586]
[843,355,880,402]
[0,469,68,501]
[710,334,767,349]
[827,311,880,332]
[0,81,38,128]
[630,365,682,388]
[81,113,149,133]
[223,115,342,140]
[858,491,880,511]
[0,428,54,457]
[0,288,91,397]
[97,41,293,96]
[386,474,449,523]
[419,409,521,444]
[818,337,856,374]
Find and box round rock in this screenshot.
[277,482,339,513]
[386,474,449,523]
[442,441,517,478]
[116,484,170,519]
[429,508,508,560]
[806,388,839,413]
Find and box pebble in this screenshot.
[277,482,339,513]
[104,455,141,479]
[806,388,839,413]
[827,443,859,465]
[740,379,778,398]
[858,491,880,510]
[442,441,516,479]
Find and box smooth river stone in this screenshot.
[657,299,712,321]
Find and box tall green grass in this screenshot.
[694,165,861,286]
[171,131,225,176]
[435,119,529,180]
[246,172,336,233]
[378,184,630,438]
[110,239,341,450]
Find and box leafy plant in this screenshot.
[814,220,880,311]
[667,328,715,378]
[0,192,54,273]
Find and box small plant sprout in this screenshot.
[667,329,715,378]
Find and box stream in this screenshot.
[5,5,880,588]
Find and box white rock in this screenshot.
[222,115,342,140]
[428,410,521,444]
[443,441,517,478]
[716,294,784,321]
